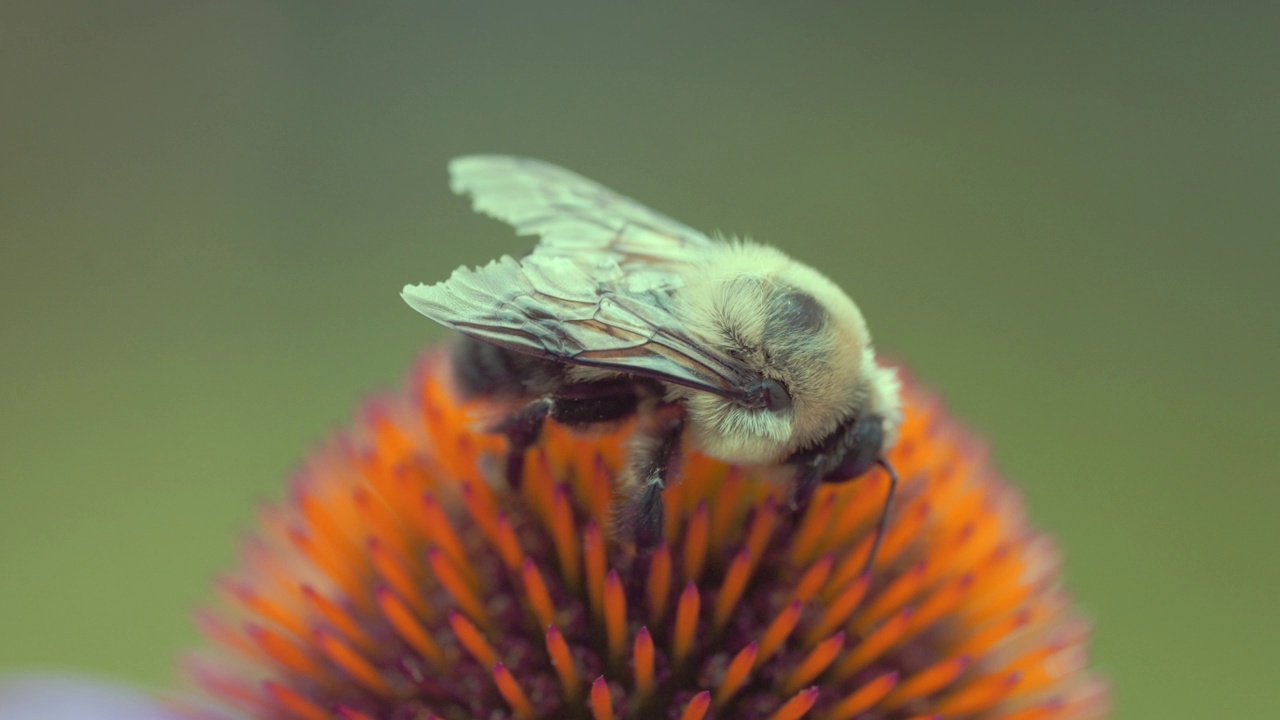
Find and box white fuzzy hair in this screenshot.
[666,240,900,463]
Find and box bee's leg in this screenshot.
[816,459,899,578]
[630,411,685,549]
[790,460,825,514]
[788,415,897,577]
[492,398,554,489]
[859,459,899,577]
[495,380,643,489]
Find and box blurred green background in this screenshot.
[2,2,1276,717]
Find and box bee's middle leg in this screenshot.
[495,380,642,489]
[626,408,684,549]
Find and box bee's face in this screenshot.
[674,245,902,463]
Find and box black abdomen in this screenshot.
[451,335,565,398]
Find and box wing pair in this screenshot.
[402,156,758,400]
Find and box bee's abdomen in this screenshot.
[451,335,563,398]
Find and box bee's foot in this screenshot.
[634,480,666,550]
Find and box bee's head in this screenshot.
[676,243,902,464]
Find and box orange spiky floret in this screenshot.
[184,351,1108,719]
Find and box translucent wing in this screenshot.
[447,155,718,269]
[405,156,763,401]
[403,251,761,402]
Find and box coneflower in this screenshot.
[180,350,1108,720]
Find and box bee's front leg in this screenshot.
[790,459,825,514]
[785,415,899,578]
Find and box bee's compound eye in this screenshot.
[824,415,884,483]
[761,378,792,412]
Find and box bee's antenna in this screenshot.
[862,457,899,579]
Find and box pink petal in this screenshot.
[0,675,182,720]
